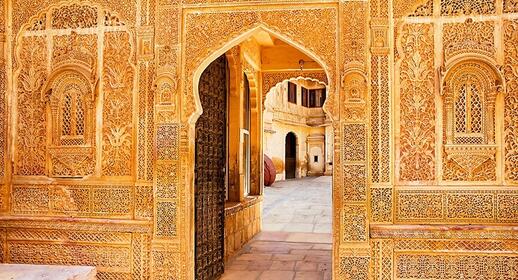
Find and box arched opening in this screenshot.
[285,132,297,179]
[192,27,333,280]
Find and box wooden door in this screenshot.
[195,55,228,280]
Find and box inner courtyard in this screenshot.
[0,0,517,279]
[262,177,332,234]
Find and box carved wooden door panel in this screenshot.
[195,55,228,280]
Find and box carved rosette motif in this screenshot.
[398,23,436,182]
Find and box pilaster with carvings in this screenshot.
[337,1,371,279]
[369,0,393,234]
[152,0,184,279]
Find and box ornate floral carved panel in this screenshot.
[102,31,135,177]
[341,1,367,65]
[14,3,135,179]
[398,23,436,182]
[15,36,48,176]
[443,20,495,62]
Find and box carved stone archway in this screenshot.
[182,16,338,279]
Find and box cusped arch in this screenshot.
[190,24,334,125]
[442,56,505,97]
[264,76,329,111]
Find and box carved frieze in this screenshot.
[396,189,518,223]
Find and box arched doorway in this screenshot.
[285,132,297,179]
[194,55,229,280]
[190,26,335,280]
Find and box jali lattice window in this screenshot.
[60,85,86,145]
[453,74,485,144]
[443,61,501,146]
[44,71,95,148]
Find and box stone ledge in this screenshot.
[370,224,518,239]
[225,196,263,217]
[0,264,96,280]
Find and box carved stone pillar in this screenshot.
[486,88,498,145]
[444,89,454,144]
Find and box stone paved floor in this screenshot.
[222,177,332,280]
[221,232,332,280]
[262,176,332,234]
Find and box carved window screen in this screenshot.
[453,76,485,144]
[60,85,86,146]
[444,61,500,146]
[45,71,94,148]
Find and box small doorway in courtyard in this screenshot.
[285,132,297,179]
[194,28,333,280]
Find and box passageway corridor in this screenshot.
[222,177,332,280]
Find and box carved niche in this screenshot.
[42,32,97,178]
[442,60,503,181]
[341,67,367,122]
[155,73,178,106]
[154,73,178,123]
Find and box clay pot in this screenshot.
[264,154,276,186]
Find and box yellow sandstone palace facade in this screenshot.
[0,0,517,279]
